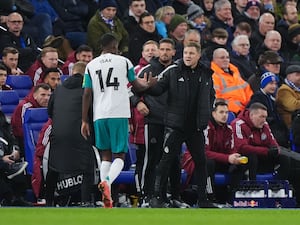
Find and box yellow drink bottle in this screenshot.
[238,156,248,164]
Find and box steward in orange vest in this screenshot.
[211,48,253,114]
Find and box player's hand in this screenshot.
[136,102,149,116]
[81,121,90,140]
[228,153,241,165]
[129,124,134,133]
[2,155,15,165]
[268,146,279,158]
[147,73,158,87]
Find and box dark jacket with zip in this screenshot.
[147,59,215,131]
[131,57,169,125]
[47,74,93,173]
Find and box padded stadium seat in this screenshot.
[114,142,188,185]
[6,75,33,99]
[214,173,231,185]
[0,90,19,122]
[60,74,70,82]
[227,111,236,124]
[214,172,277,186]
[115,170,135,184]
[114,142,136,184]
[290,129,300,153]
[256,173,277,181]
[23,108,49,174]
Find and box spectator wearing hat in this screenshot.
[187,3,211,47]
[276,64,300,128]
[87,0,129,57]
[128,12,162,65]
[187,3,205,27]
[209,0,234,48]
[276,5,298,50]
[287,23,300,61]
[234,0,262,32]
[154,6,175,38]
[167,14,188,60]
[248,50,283,93]
[248,72,289,147]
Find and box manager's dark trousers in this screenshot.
[154,127,208,201]
[142,123,164,198]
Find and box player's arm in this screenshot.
[81,72,93,140]
[128,65,154,92]
[81,88,92,140]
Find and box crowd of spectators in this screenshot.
[1,0,300,207]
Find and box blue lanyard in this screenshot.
[19,36,26,48]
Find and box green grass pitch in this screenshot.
[1,208,300,225]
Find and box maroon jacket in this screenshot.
[26,59,46,86]
[231,109,278,156]
[61,51,76,75]
[26,59,62,85]
[11,92,41,138]
[31,119,52,198]
[204,119,236,164]
[128,57,149,145]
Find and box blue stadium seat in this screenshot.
[114,142,188,185]
[0,90,19,122]
[23,108,49,175]
[213,111,277,185]
[227,111,236,124]
[256,173,277,181]
[6,75,33,99]
[114,142,136,184]
[214,173,231,185]
[115,170,135,184]
[214,172,277,186]
[290,128,300,153]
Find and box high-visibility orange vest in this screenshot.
[211,62,253,114]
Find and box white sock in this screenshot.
[100,161,112,182]
[107,158,124,184]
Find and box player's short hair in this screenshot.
[100,33,118,49]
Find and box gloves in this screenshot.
[268,146,279,158]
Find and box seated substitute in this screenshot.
[0,110,31,206]
[204,99,248,203]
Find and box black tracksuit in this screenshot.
[147,59,215,202]
[132,58,174,199]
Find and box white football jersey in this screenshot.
[83,53,136,120]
